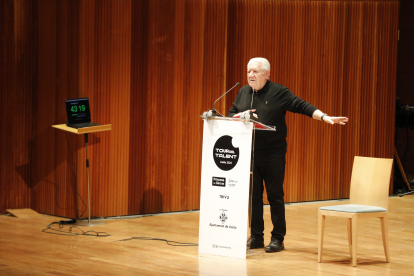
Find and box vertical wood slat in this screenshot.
[0,0,37,212]
[1,0,399,217]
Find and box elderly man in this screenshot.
[228,57,348,252]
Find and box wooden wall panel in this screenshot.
[31,0,81,217]
[129,0,228,214]
[0,0,37,212]
[128,0,151,216]
[78,0,132,217]
[1,0,399,217]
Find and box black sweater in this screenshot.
[228,80,317,150]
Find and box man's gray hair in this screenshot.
[247,57,271,72]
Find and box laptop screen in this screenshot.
[65,98,92,124]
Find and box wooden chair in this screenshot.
[318,156,393,267]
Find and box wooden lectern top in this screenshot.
[52,124,111,134]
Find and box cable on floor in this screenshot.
[42,222,110,237]
[115,237,198,246]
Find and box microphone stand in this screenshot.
[210,82,240,117]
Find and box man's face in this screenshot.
[247,62,270,91]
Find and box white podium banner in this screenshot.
[199,119,253,259]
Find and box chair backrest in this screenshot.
[349,156,393,210]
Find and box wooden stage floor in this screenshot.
[1,195,414,275]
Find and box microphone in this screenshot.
[210,82,240,117]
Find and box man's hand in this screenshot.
[323,116,348,125]
[233,109,258,119]
[312,110,348,125]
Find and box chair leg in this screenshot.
[380,214,390,263]
[351,215,358,267]
[347,218,352,258]
[318,212,325,263]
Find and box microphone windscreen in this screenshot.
[236,82,240,86]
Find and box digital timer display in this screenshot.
[70,105,86,115]
[65,97,92,124]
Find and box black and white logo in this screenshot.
[212,244,231,249]
[213,135,239,171]
[212,177,226,187]
[219,211,228,224]
[219,194,229,199]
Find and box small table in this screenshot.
[52,124,111,226]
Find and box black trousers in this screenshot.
[251,146,287,241]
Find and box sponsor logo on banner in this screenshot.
[209,209,238,230]
[212,244,231,249]
[228,178,238,188]
[212,177,226,187]
[219,211,228,224]
[213,135,239,171]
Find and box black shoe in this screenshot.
[247,236,264,249]
[265,238,284,252]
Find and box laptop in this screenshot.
[65,97,100,128]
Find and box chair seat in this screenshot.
[319,204,386,213]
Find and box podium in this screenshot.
[198,115,275,259]
[52,124,111,226]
